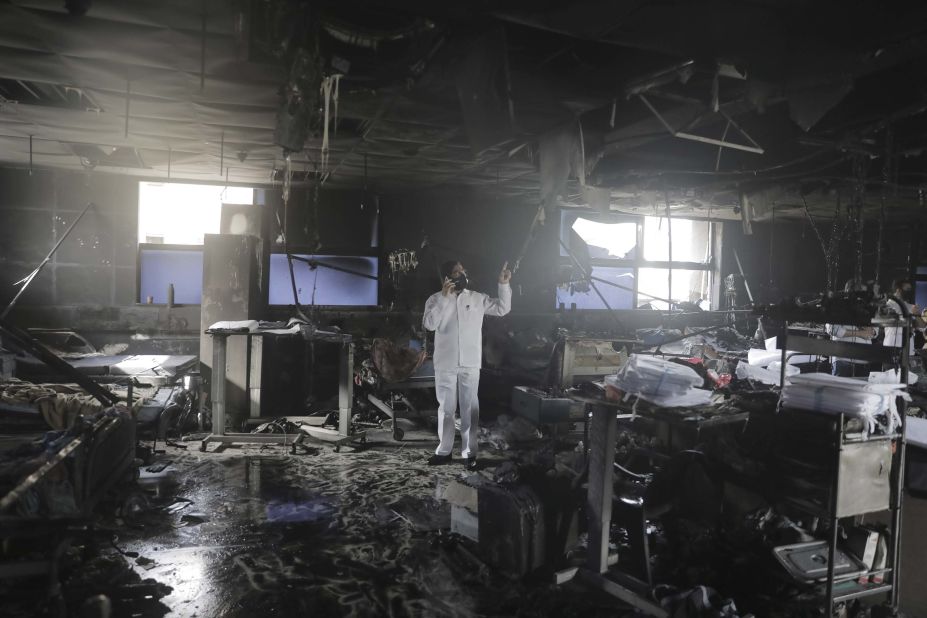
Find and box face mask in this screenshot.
[451,273,468,292]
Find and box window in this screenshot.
[137,245,204,304]
[268,254,379,307]
[642,216,711,262]
[916,267,927,309]
[562,218,637,259]
[638,267,712,310]
[136,182,254,305]
[138,182,254,245]
[558,210,715,310]
[556,265,635,310]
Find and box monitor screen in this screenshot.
[268,254,378,306]
[138,246,204,304]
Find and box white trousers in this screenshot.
[434,368,480,458]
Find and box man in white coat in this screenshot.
[884,279,924,353]
[423,260,512,470]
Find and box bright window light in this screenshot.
[643,216,710,262]
[138,182,254,245]
[569,218,637,259]
[638,268,712,310]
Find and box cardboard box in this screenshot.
[438,479,478,511]
[451,505,479,541]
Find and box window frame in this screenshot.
[558,208,719,310]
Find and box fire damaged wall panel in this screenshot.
[0,209,54,264]
[56,264,113,305]
[55,208,115,267]
[0,167,203,353]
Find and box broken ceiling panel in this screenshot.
[454,26,515,156]
[787,77,855,132]
[0,0,921,211]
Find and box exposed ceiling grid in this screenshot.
[0,1,924,221]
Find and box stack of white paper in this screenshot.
[606,354,712,408]
[781,373,910,434]
[736,362,786,386]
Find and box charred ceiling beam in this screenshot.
[493,5,673,56]
[598,95,770,157]
[422,142,524,189]
[637,93,764,154]
[796,136,881,157]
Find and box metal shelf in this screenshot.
[777,309,911,614]
[833,583,894,603]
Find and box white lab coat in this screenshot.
[825,323,871,365]
[422,284,512,371]
[423,284,511,457]
[883,299,916,354]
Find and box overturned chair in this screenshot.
[364,338,433,441]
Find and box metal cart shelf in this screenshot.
[775,303,911,614]
[200,328,364,452]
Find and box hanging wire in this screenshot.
[282,153,291,205]
[827,194,846,294]
[664,191,673,308]
[875,195,885,283]
[768,206,775,294]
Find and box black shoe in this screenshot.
[465,457,478,471]
[428,454,452,466]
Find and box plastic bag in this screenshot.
[735,362,784,386]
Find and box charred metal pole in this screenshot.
[512,202,545,275]
[665,192,673,307]
[877,126,892,283]
[3,201,95,319]
[589,275,672,305]
[124,77,130,138]
[200,7,207,91]
[769,206,775,295]
[288,255,378,280]
[876,198,885,283]
[854,206,864,285]
[732,249,754,304]
[559,238,624,330]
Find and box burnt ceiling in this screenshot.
[0,0,926,220]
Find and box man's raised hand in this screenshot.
[499,261,512,284]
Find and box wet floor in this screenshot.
[109,428,626,618]
[7,421,927,617]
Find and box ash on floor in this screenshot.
[92,433,626,618]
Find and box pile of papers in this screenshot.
[747,336,817,367]
[606,354,712,408]
[781,372,911,434]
